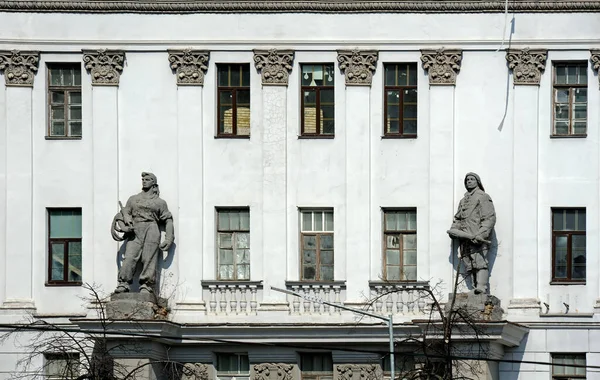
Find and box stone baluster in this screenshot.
[239,286,248,314]
[334,287,342,314]
[228,285,238,314]
[302,286,311,314]
[407,289,416,314]
[209,286,217,314]
[374,287,383,313]
[323,286,331,315]
[291,286,301,314]
[250,286,258,315]
[218,285,227,314]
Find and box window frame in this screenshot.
[300,63,335,138]
[383,63,418,138]
[46,63,82,139]
[552,61,588,137]
[382,209,417,282]
[299,209,334,282]
[216,63,251,138]
[300,353,333,380]
[552,353,586,379]
[216,207,251,281]
[216,353,250,377]
[551,208,586,283]
[44,352,80,380]
[47,208,82,286]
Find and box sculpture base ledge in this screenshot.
[446,293,504,321]
[107,292,168,320]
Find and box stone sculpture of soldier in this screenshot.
[111,172,174,294]
[447,172,496,294]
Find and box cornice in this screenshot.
[337,49,378,86]
[506,48,548,85]
[1,1,600,14]
[0,50,39,87]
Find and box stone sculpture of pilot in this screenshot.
[447,172,496,294]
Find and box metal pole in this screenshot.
[389,314,394,380]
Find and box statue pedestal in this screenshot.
[446,293,504,321]
[107,292,168,320]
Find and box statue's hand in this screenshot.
[120,225,133,233]
[123,214,133,226]
[160,238,173,251]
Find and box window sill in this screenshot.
[549,134,587,139]
[45,136,82,140]
[214,135,250,139]
[45,282,82,287]
[540,312,593,318]
[550,281,586,285]
[298,135,335,139]
[369,280,430,288]
[381,135,417,139]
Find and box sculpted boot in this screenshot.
[474,269,489,294]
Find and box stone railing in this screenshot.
[201,281,262,316]
[285,281,346,315]
[369,281,431,316]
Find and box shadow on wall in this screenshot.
[501,332,529,380]
[447,229,498,293]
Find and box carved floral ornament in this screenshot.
[337,50,378,86]
[181,363,209,380]
[82,49,125,86]
[336,364,381,380]
[0,50,39,87]
[420,49,462,85]
[252,363,294,380]
[253,49,294,86]
[168,49,210,86]
[506,48,547,85]
[591,50,600,88]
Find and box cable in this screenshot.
[495,0,510,52]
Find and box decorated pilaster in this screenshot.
[181,363,210,380]
[168,50,210,314]
[420,48,462,292]
[0,50,39,310]
[252,363,297,380]
[338,49,378,303]
[254,49,294,308]
[591,50,600,312]
[335,364,381,380]
[505,48,547,315]
[83,49,125,286]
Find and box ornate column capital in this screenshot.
[420,48,462,86]
[82,49,125,86]
[181,363,209,380]
[253,49,294,86]
[336,364,381,380]
[252,363,294,380]
[506,48,548,85]
[168,49,210,86]
[591,50,600,89]
[337,49,378,86]
[0,50,40,87]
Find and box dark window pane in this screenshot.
[320,89,334,104]
[49,209,82,238]
[577,210,586,230]
[404,88,417,103]
[323,120,334,135]
[565,209,576,230]
[237,90,250,106]
[51,106,65,121]
[68,242,82,282]
[51,91,65,104]
[387,119,399,134]
[51,243,65,281]
[49,68,63,85]
[384,65,396,86]
[321,250,334,264]
[553,210,564,230]
[303,265,316,280]
[69,91,82,105]
[303,250,316,264]
[408,63,418,85]
[320,265,334,281]
[404,104,417,118]
[403,120,417,135]
[241,65,250,87]
[230,65,241,87]
[70,122,82,137]
[218,66,230,86]
[324,65,335,85]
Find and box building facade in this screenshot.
[1,1,600,379]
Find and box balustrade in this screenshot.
[202,281,262,315]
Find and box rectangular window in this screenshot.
[47,63,82,138]
[301,64,335,137]
[300,353,333,380]
[45,353,79,380]
[217,208,250,280]
[217,64,251,137]
[216,353,250,380]
[383,209,417,281]
[553,63,587,136]
[384,63,418,137]
[552,354,586,379]
[48,209,82,285]
[300,210,334,281]
[552,208,586,282]
[383,354,415,378]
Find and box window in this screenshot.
[300,210,334,281]
[300,353,333,380]
[384,64,417,137]
[217,64,250,137]
[45,353,79,379]
[552,354,586,379]
[552,208,586,282]
[301,64,335,137]
[48,209,82,284]
[217,209,250,280]
[553,63,587,136]
[383,210,417,281]
[383,354,415,379]
[47,63,82,138]
[216,353,249,380]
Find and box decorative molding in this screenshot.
[1,1,600,14]
[253,49,294,86]
[337,50,378,86]
[591,50,600,88]
[82,49,125,86]
[168,49,209,86]
[336,365,380,380]
[181,363,209,380]
[420,48,462,85]
[0,50,39,87]
[506,48,548,85]
[253,363,294,380]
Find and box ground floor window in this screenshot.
[552,353,586,379]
